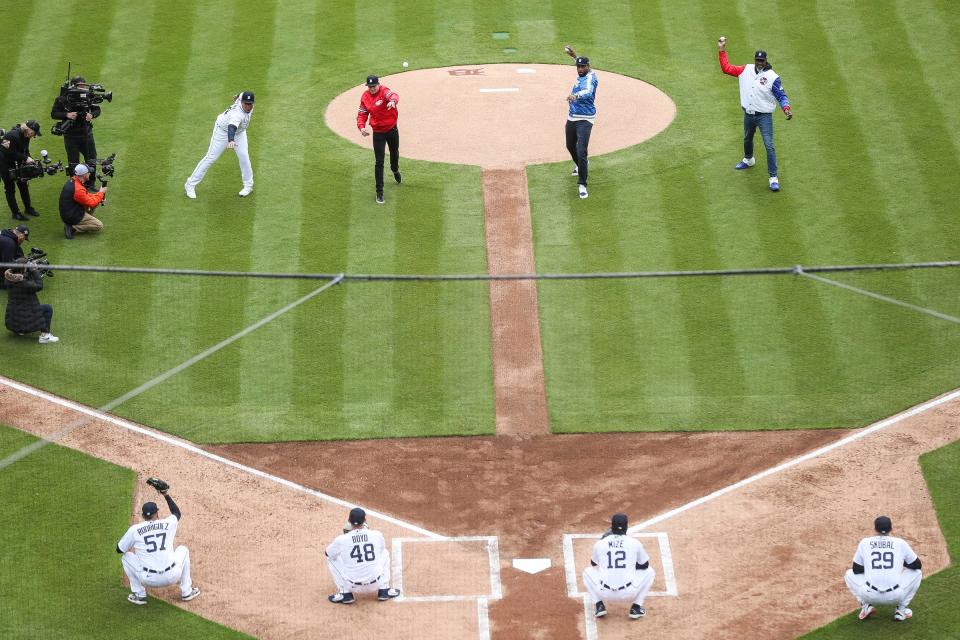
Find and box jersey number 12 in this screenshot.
[606,550,627,569]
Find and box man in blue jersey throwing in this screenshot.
[564,45,598,199]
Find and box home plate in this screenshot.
[513,558,551,574]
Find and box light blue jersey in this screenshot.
[568,70,598,121]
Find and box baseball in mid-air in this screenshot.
[402,61,409,68]
[718,36,726,43]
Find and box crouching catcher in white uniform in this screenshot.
[326,507,400,604]
[116,478,200,605]
[583,512,656,620]
[844,515,922,621]
[185,91,255,198]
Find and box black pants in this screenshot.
[39,304,53,332]
[565,120,593,186]
[1,171,33,216]
[373,126,400,195]
[64,134,98,176]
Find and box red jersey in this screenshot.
[357,86,399,133]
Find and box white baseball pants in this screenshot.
[121,545,194,598]
[326,552,392,594]
[844,568,922,608]
[186,123,253,189]
[583,566,656,606]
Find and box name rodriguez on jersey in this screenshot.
[136,521,171,536]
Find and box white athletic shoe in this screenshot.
[181,586,201,601]
[894,607,912,621]
[571,165,578,176]
[127,593,147,605]
[239,186,253,197]
[39,333,59,344]
[858,603,875,620]
[185,183,197,199]
[578,184,588,199]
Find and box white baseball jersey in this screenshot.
[853,535,919,591]
[117,515,180,573]
[326,528,388,584]
[216,95,254,134]
[591,534,650,588]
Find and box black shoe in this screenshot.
[12,211,28,221]
[25,208,40,217]
[328,592,355,604]
[376,193,384,204]
[393,171,402,184]
[629,604,645,619]
[378,588,400,601]
[64,223,74,240]
[595,601,607,618]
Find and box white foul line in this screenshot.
[798,269,960,324]
[628,387,960,533]
[479,87,520,92]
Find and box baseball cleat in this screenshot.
[376,193,385,204]
[629,604,645,619]
[378,588,401,601]
[184,183,197,199]
[578,184,588,199]
[328,592,355,604]
[858,603,875,620]
[594,601,607,618]
[393,171,402,184]
[894,607,912,621]
[181,586,201,601]
[127,593,147,605]
[769,176,780,192]
[239,186,253,197]
[735,157,755,170]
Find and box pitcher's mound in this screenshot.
[325,64,676,169]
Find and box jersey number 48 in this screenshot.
[350,543,376,563]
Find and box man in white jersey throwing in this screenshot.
[326,507,400,604]
[116,477,200,605]
[185,91,255,199]
[844,515,922,621]
[582,513,656,620]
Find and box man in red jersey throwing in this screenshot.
[357,75,401,204]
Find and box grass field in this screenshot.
[1,0,958,441]
[0,425,251,639]
[802,438,960,639]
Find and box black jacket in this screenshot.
[0,229,24,264]
[0,126,33,168]
[4,268,48,333]
[51,92,100,138]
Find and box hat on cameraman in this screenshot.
[73,164,90,177]
[26,120,42,137]
[241,91,255,104]
[14,224,29,240]
[365,75,380,87]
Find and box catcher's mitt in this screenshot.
[146,477,170,494]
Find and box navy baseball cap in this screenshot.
[575,56,590,66]
[754,50,768,60]
[365,75,380,86]
[26,120,42,137]
[874,515,892,534]
[349,507,367,525]
[611,513,628,533]
[241,91,255,103]
[142,502,159,518]
[14,224,29,239]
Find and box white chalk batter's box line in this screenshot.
[562,532,678,598]
[391,536,503,602]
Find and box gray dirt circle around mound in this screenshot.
[324,63,676,169]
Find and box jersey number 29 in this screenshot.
[870,550,894,570]
[350,543,376,563]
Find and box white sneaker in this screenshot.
[181,586,201,601]
[39,333,59,344]
[184,183,197,199]
[858,603,875,620]
[578,184,588,199]
[894,607,912,621]
[239,186,253,197]
[571,165,579,176]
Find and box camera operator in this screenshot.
[59,163,106,239]
[4,257,58,344]
[0,224,29,290]
[51,76,100,176]
[0,121,43,220]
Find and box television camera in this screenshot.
[7,149,65,182]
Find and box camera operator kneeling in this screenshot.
[4,258,58,344]
[59,163,106,239]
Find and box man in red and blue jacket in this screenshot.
[718,37,793,192]
[357,75,401,204]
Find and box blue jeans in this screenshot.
[743,111,777,177]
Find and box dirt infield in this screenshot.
[3,379,956,639]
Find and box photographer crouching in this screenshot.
[59,163,107,239]
[51,75,107,176]
[4,254,58,344]
[0,120,44,220]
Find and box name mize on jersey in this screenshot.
[137,522,170,535]
[607,538,624,548]
[352,533,369,543]
[869,540,894,550]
